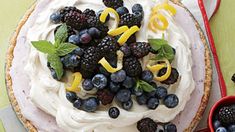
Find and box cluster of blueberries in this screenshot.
[66,69,179,119]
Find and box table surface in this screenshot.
[0,0,235,131]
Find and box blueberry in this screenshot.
[68,35,80,45]
[132,88,143,96]
[92,74,108,89]
[164,123,177,132]
[116,6,129,16]
[97,10,110,22]
[132,4,143,13]
[79,29,88,36]
[216,127,227,132]
[109,107,120,119]
[163,94,179,108]
[82,97,99,112]
[50,68,59,80]
[111,70,126,83]
[80,33,92,44]
[213,120,221,130]
[122,76,136,89]
[136,94,148,105]
[61,54,80,69]
[73,99,82,109]
[98,66,111,77]
[66,91,77,103]
[109,82,121,93]
[122,100,133,110]
[82,79,94,91]
[155,86,168,99]
[88,27,101,39]
[116,89,131,103]
[72,47,84,56]
[147,97,159,110]
[146,90,156,98]
[141,70,154,83]
[50,12,61,24]
[228,125,235,132]
[120,44,131,57]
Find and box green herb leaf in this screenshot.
[47,54,64,80]
[138,80,155,93]
[148,38,168,51]
[31,40,56,54]
[148,38,175,62]
[55,24,68,43]
[162,45,175,61]
[56,43,78,56]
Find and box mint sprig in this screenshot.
[31,24,78,80]
[136,80,155,93]
[148,38,175,62]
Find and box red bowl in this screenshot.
[208,96,235,131]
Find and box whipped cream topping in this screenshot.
[24,0,195,131]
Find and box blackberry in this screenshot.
[123,57,142,77]
[137,118,158,132]
[158,68,179,85]
[103,0,123,9]
[80,69,94,79]
[97,89,114,105]
[130,42,150,58]
[126,35,136,44]
[83,9,96,18]
[87,16,109,37]
[59,6,82,22]
[119,13,140,27]
[64,11,87,30]
[97,36,119,56]
[81,47,102,72]
[218,106,235,124]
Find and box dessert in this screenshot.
[6,0,212,131]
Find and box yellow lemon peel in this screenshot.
[152,3,176,16]
[149,14,169,31]
[100,8,120,27]
[66,72,82,92]
[147,59,172,82]
[118,26,140,45]
[148,2,176,32]
[108,26,129,36]
[98,50,124,73]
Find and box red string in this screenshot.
[198,0,227,97]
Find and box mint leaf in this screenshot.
[31,40,56,54]
[55,24,68,43]
[139,80,155,93]
[56,43,78,56]
[162,45,175,61]
[148,39,168,51]
[47,54,64,80]
[148,38,175,62]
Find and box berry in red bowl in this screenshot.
[208,96,235,132]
